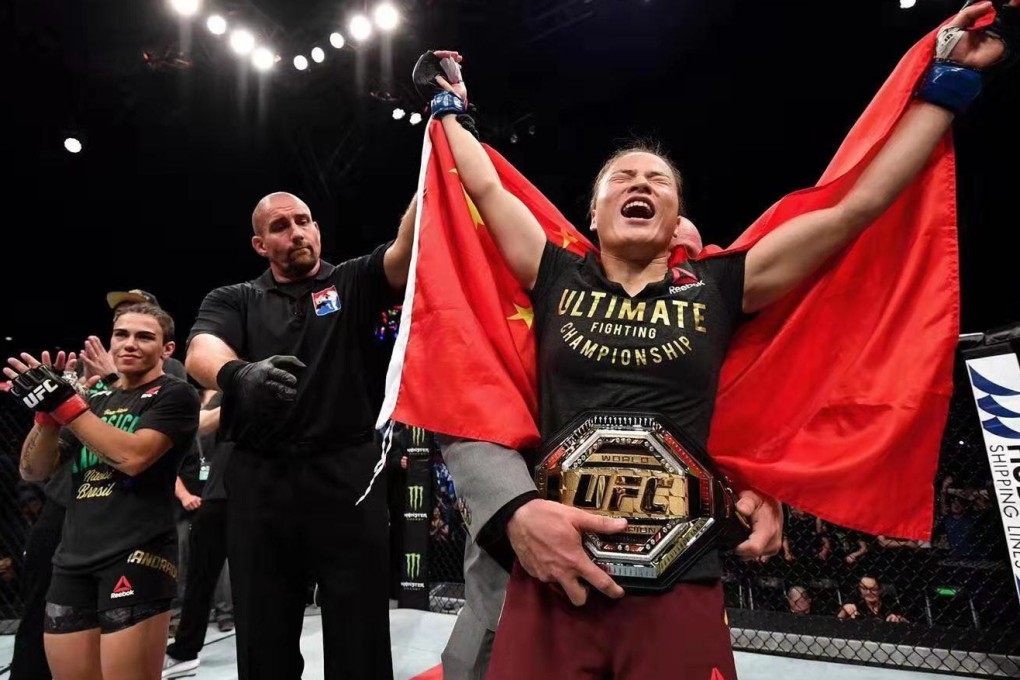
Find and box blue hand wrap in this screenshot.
[915,61,983,115]
[430,91,466,119]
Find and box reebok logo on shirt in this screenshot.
[111,576,135,599]
[669,280,705,295]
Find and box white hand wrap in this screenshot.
[935,25,968,61]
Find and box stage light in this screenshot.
[311,46,325,63]
[374,3,400,31]
[510,133,519,144]
[349,14,372,41]
[206,14,227,35]
[329,32,345,49]
[899,0,916,8]
[64,137,82,153]
[252,46,275,71]
[293,55,309,70]
[409,112,422,125]
[230,29,255,55]
[170,0,201,18]
[393,108,406,120]
[3,337,11,342]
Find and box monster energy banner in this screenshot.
[962,344,1020,605]
[405,425,430,455]
[399,455,432,609]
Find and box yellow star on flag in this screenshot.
[557,227,578,249]
[507,303,534,329]
[450,168,485,228]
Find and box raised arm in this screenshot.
[417,51,547,290]
[382,195,418,290]
[743,1,1015,313]
[743,101,952,313]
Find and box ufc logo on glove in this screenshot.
[23,380,60,408]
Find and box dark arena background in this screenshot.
[2,0,1019,678]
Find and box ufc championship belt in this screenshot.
[535,411,749,592]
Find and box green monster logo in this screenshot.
[408,485,424,512]
[405,553,422,581]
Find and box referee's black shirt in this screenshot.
[187,242,396,453]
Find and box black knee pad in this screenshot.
[44,602,99,634]
[99,598,173,634]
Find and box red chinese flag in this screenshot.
[379,26,958,540]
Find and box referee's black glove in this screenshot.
[216,355,306,403]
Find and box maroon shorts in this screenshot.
[486,563,738,680]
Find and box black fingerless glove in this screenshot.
[10,365,89,426]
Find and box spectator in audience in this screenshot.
[787,585,812,615]
[0,454,26,616]
[830,525,870,567]
[839,576,907,623]
[781,507,830,584]
[782,507,830,563]
[431,506,450,541]
[936,475,977,559]
[0,555,19,619]
[18,482,44,524]
[969,486,1003,560]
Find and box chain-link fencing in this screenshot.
[423,341,1020,676]
[0,390,36,634]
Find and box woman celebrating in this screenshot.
[6,304,199,680]
[414,2,1017,677]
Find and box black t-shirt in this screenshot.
[187,247,397,452]
[45,380,131,507]
[199,393,232,501]
[530,242,748,581]
[43,459,72,506]
[851,598,894,620]
[532,243,748,446]
[53,374,200,573]
[202,439,233,502]
[178,439,203,497]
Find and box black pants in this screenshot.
[386,462,407,599]
[10,499,65,680]
[226,441,392,680]
[166,499,229,661]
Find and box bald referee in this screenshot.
[186,192,414,680]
